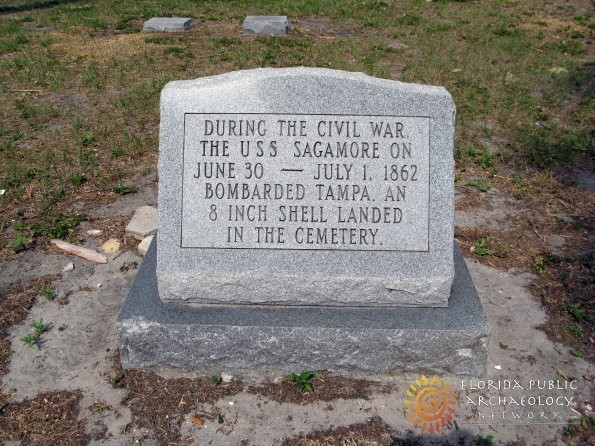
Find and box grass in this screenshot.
[7,232,30,253]
[466,179,492,192]
[21,333,38,347]
[0,0,592,358]
[0,2,591,243]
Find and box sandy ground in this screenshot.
[0,181,592,446]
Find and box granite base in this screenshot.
[117,239,489,375]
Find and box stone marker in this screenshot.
[158,68,453,308]
[143,17,192,32]
[243,16,290,36]
[118,68,489,375]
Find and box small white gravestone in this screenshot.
[143,17,192,32]
[243,16,290,36]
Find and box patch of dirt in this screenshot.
[282,416,394,446]
[454,189,489,212]
[121,368,244,446]
[291,18,358,37]
[248,371,387,405]
[0,390,88,445]
[44,92,96,115]
[455,169,595,361]
[191,19,242,37]
[531,251,595,362]
[0,275,59,376]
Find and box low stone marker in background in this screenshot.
[143,17,192,32]
[243,16,290,36]
[117,68,489,375]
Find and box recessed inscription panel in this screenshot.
[181,113,429,251]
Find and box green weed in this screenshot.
[42,287,56,301]
[109,144,125,158]
[164,46,182,54]
[465,180,491,192]
[78,147,98,167]
[534,257,547,275]
[110,371,125,388]
[7,232,30,253]
[119,261,138,272]
[477,434,494,446]
[568,303,593,325]
[569,349,583,358]
[31,319,50,334]
[568,325,583,338]
[466,147,494,168]
[69,173,86,187]
[21,333,38,348]
[517,127,593,168]
[113,182,134,195]
[211,374,222,385]
[285,371,314,392]
[81,133,95,146]
[511,175,527,199]
[549,40,585,56]
[17,213,85,239]
[473,241,492,256]
[574,15,595,30]
[2,162,35,189]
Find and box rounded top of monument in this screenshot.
[163,67,451,98]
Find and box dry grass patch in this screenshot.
[0,275,59,375]
[120,369,243,446]
[0,390,88,446]
[248,371,388,405]
[51,31,149,64]
[282,416,394,446]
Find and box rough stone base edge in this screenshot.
[117,239,490,376]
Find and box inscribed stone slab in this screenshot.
[157,68,455,307]
[243,16,290,35]
[143,17,192,32]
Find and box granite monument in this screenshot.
[117,68,489,375]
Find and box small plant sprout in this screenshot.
[42,287,57,300]
[465,179,491,192]
[534,256,547,275]
[7,232,30,253]
[568,303,593,324]
[568,324,583,338]
[472,241,491,256]
[113,182,134,195]
[285,371,314,392]
[211,374,222,385]
[477,434,494,446]
[110,371,125,388]
[119,261,138,272]
[21,333,39,347]
[31,319,50,334]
